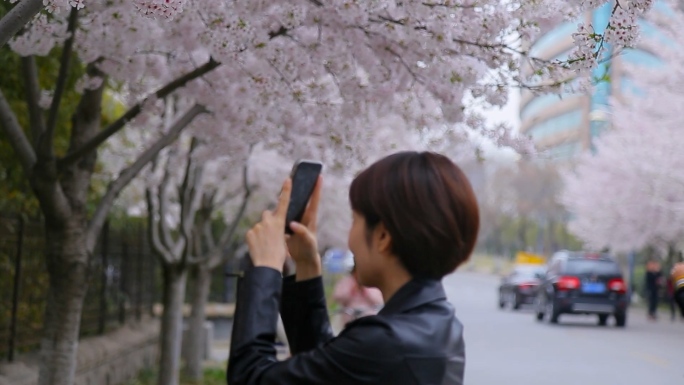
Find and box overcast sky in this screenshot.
[471,87,522,162]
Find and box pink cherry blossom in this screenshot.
[562,0,684,252]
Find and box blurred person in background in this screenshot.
[644,259,663,321]
[333,265,384,326]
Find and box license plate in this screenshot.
[582,282,606,294]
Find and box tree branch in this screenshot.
[421,1,478,8]
[200,189,217,250]
[0,88,36,174]
[202,217,216,252]
[211,185,244,210]
[146,187,176,265]
[44,7,78,149]
[186,190,216,266]
[208,162,252,268]
[58,58,220,169]
[159,153,180,255]
[20,56,45,148]
[179,137,203,247]
[86,103,206,251]
[178,138,197,227]
[192,225,203,260]
[0,0,44,48]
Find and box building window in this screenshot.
[521,93,582,121]
[543,141,582,161]
[527,109,584,141]
[529,22,579,58]
[619,49,662,97]
[621,49,661,67]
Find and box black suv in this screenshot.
[535,251,629,327]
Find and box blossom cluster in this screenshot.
[562,0,684,252]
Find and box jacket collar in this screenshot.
[378,278,447,316]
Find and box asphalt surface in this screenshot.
[445,271,684,385]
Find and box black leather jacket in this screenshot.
[227,267,465,385]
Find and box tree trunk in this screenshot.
[37,221,90,385]
[158,265,188,385]
[184,264,212,381]
[518,218,528,251]
[27,68,105,385]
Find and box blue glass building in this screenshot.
[520,2,666,162]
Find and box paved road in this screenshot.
[444,271,684,385]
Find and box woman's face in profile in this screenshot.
[348,211,390,288]
[348,211,372,286]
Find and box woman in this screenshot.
[333,265,384,326]
[227,151,479,385]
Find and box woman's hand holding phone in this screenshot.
[287,176,323,281]
[245,175,323,279]
[245,179,292,272]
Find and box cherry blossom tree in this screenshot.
[562,0,684,253]
[144,136,255,385]
[183,145,297,382]
[100,110,290,383]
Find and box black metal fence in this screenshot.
[0,214,159,362]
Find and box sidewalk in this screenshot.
[207,339,289,367]
[626,303,684,330]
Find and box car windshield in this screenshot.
[512,266,544,279]
[564,259,621,276]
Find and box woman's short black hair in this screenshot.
[349,151,479,279]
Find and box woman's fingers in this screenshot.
[274,178,292,221]
[244,179,292,271]
[301,175,323,228]
[289,221,312,239]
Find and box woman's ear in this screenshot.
[374,222,393,255]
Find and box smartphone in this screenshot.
[285,160,323,234]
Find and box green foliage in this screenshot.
[125,368,156,385]
[0,3,127,216]
[0,3,85,214]
[199,368,228,384]
[0,217,49,360]
[477,215,583,258]
[127,367,227,385]
[0,214,157,360]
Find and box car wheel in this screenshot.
[512,293,522,310]
[615,312,627,328]
[535,295,545,321]
[598,314,608,326]
[546,297,560,324]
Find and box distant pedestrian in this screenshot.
[645,260,663,321]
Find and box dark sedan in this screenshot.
[534,252,629,326]
[498,265,546,310]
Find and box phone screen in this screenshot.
[286,160,323,234]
